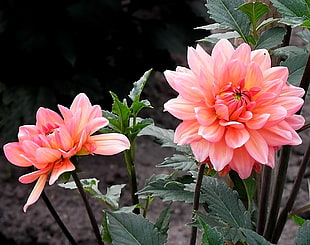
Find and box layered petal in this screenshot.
[91,133,130,155]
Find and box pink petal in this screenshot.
[281,84,305,97]
[263,67,288,82]
[49,158,75,185]
[91,133,130,155]
[18,125,39,141]
[188,45,212,76]
[212,39,234,81]
[245,130,268,163]
[219,60,247,88]
[250,49,271,71]
[163,70,178,92]
[190,139,210,162]
[36,107,64,132]
[164,97,197,120]
[58,105,73,122]
[70,93,92,113]
[275,97,304,116]
[229,147,255,179]
[174,120,201,145]
[266,146,277,168]
[208,138,233,171]
[23,174,48,212]
[19,166,51,184]
[86,117,109,135]
[245,62,263,90]
[285,115,305,130]
[194,106,217,126]
[231,43,251,65]
[246,113,270,129]
[198,122,225,143]
[256,105,287,127]
[225,127,250,149]
[3,142,33,167]
[36,148,61,166]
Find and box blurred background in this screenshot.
[0,0,209,142]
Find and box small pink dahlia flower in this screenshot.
[164,39,305,179]
[3,93,130,211]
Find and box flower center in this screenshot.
[215,80,258,123]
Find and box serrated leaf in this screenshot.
[198,176,252,229]
[138,125,192,153]
[255,27,286,50]
[199,31,240,43]
[273,46,306,58]
[128,118,154,140]
[195,215,225,245]
[240,228,275,245]
[155,202,172,237]
[281,53,309,86]
[130,99,152,115]
[136,174,194,203]
[128,69,152,102]
[106,212,167,245]
[195,23,222,31]
[237,2,270,29]
[269,0,310,27]
[110,92,131,132]
[205,0,250,42]
[256,17,279,31]
[59,178,125,210]
[157,154,197,171]
[295,220,310,245]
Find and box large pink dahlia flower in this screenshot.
[3,93,130,211]
[164,39,305,179]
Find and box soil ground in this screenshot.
[0,73,309,245]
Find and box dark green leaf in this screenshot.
[256,17,279,31]
[198,176,252,229]
[295,220,310,245]
[136,174,194,203]
[255,27,286,50]
[130,99,152,115]
[128,118,154,140]
[199,31,240,43]
[110,92,131,132]
[128,69,153,102]
[281,53,309,86]
[205,0,250,42]
[229,171,256,209]
[155,202,172,237]
[138,125,192,153]
[195,215,225,245]
[157,154,197,171]
[237,2,270,29]
[269,0,310,27]
[240,228,275,245]
[106,212,167,245]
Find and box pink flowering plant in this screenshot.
[2,0,310,244]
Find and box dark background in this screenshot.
[0,0,209,142]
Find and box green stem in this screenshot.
[124,148,140,214]
[189,163,205,245]
[41,191,77,245]
[271,141,310,243]
[256,165,272,235]
[72,171,104,245]
[263,145,291,240]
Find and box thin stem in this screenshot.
[263,145,291,240]
[124,149,140,214]
[271,141,310,243]
[256,165,272,235]
[72,171,104,245]
[298,54,310,103]
[190,163,205,245]
[41,191,77,245]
